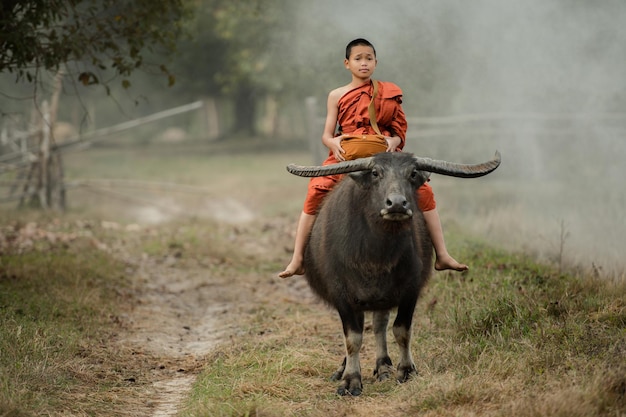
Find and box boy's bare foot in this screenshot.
[278,262,305,278]
[435,254,469,272]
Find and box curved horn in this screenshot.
[287,157,376,177]
[413,151,501,178]
[287,151,501,178]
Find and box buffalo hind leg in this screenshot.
[372,310,394,381]
[335,308,364,396]
[393,299,418,382]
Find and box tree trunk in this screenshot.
[233,85,257,136]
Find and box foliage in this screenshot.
[170,0,295,98]
[0,0,189,90]
[167,0,298,134]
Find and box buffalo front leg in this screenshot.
[392,298,418,382]
[335,308,365,396]
[372,310,394,381]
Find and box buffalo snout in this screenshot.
[380,192,413,220]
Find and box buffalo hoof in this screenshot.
[337,384,362,396]
[396,363,417,383]
[337,374,362,396]
[373,356,395,382]
[374,363,395,382]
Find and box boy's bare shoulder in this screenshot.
[328,84,352,103]
[328,86,348,98]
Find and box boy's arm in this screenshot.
[379,82,407,151]
[389,96,407,151]
[321,89,346,161]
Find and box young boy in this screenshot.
[279,38,467,278]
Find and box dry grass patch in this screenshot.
[0,223,127,415]
[2,143,624,416]
[182,230,626,417]
[0,215,190,417]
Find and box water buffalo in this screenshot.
[286,151,501,396]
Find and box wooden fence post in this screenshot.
[39,100,51,209]
[204,98,220,140]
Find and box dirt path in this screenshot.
[111,202,308,416]
[119,257,234,416]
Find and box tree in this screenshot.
[0,0,189,91]
[0,0,191,211]
[169,0,297,136]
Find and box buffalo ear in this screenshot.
[348,170,371,187]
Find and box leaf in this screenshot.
[122,79,131,89]
[2,0,187,92]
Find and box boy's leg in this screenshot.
[279,211,316,278]
[422,208,468,272]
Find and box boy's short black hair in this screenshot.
[345,38,376,59]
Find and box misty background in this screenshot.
[289,0,626,278]
[358,0,626,277]
[1,0,624,277]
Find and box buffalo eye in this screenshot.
[410,168,419,179]
[371,168,379,178]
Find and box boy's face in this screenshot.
[344,45,377,79]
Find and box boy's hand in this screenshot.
[385,136,401,152]
[328,136,346,161]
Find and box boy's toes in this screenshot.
[435,257,469,272]
[278,266,305,278]
[278,270,294,278]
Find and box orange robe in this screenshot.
[303,80,436,215]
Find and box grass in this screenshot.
[0,141,624,416]
[181,230,626,417]
[0,220,139,416]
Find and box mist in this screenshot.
[291,0,626,277]
[2,0,623,277]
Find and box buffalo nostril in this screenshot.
[386,194,408,210]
